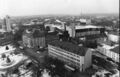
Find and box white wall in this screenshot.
[84,49,92,71]
[108,34,119,43]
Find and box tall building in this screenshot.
[48,40,93,71]
[2,15,12,32]
[22,28,46,49]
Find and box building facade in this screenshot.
[2,16,12,32]
[97,43,119,63]
[48,40,92,71]
[22,29,46,49]
[66,25,105,38]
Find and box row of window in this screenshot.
[49,47,80,61]
[23,37,45,47]
[49,51,80,67]
[49,45,80,58]
[97,48,119,62]
[49,47,81,63]
[76,31,100,37]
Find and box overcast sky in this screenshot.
[0,0,119,17]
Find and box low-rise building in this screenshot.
[48,40,93,71]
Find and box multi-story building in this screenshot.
[97,41,119,63]
[22,28,46,49]
[66,25,105,38]
[48,40,93,71]
[2,15,12,32]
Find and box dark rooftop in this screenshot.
[48,40,88,56]
[23,29,45,38]
[22,24,45,30]
[110,46,119,54]
[33,30,45,38]
[108,30,119,36]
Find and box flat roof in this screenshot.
[48,40,88,56]
[75,25,102,30]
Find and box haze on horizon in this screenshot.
[0,0,119,17]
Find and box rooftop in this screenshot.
[110,45,119,54]
[48,40,88,56]
[97,39,117,46]
[75,25,102,30]
[23,29,45,38]
[108,31,119,36]
[98,41,119,54]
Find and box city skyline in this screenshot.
[0,0,119,17]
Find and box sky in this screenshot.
[0,0,119,17]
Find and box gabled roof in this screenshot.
[48,40,88,56]
[110,46,119,54]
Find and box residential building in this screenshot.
[48,40,93,71]
[22,28,46,49]
[97,41,119,63]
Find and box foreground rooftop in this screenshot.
[48,40,88,56]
